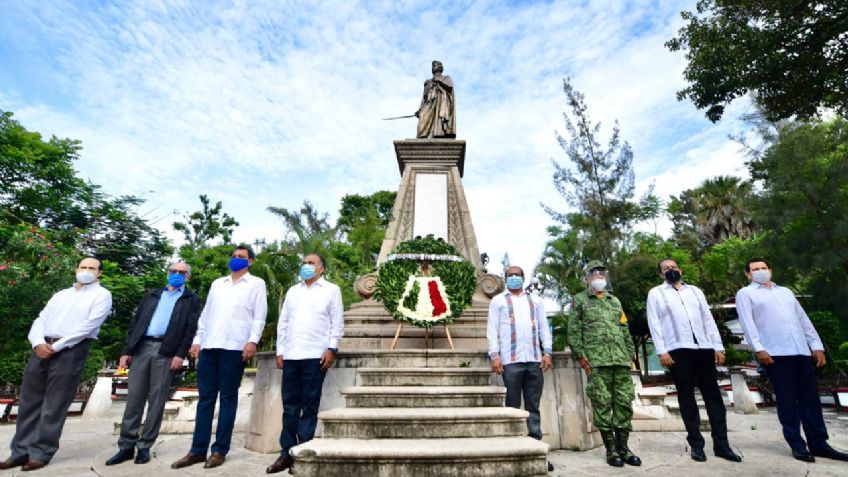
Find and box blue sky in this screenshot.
[0,0,752,271]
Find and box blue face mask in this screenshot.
[168,273,186,288]
[300,264,317,280]
[229,257,249,272]
[506,275,524,290]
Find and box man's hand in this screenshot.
[320,350,335,372]
[715,351,726,366]
[756,350,774,366]
[276,355,284,369]
[490,357,503,375]
[541,354,553,372]
[189,344,200,360]
[578,356,592,375]
[35,344,54,360]
[170,356,184,371]
[812,350,827,368]
[117,354,132,371]
[659,353,674,367]
[242,342,257,362]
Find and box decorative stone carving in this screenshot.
[478,272,505,298]
[354,272,379,300]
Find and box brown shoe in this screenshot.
[266,455,294,474]
[170,452,206,469]
[21,460,47,472]
[0,456,28,470]
[204,452,226,469]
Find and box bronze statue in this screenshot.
[415,61,456,138]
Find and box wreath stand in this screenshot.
[390,321,455,350]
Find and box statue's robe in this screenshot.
[416,75,456,139]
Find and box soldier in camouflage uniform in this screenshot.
[567,260,641,467]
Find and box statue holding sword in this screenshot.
[384,60,456,139]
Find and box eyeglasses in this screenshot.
[169,269,189,275]
[506,273,523,278]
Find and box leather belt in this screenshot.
[143,336,165,342]
[44,337,61,344]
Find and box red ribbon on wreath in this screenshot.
[428,280,448,316]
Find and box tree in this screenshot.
[669,176,755,250]
[535,225,586,305]
[173,194,239,248]
[543,78,640,266]
[337,191,397,269]
[667,0,848,122]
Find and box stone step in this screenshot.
[319,407,528,438]
[342,386,505,408]
[291,437,549,477]
[357,367,492,387]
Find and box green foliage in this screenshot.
[375,236,477,329]
[82,347,106,383]
[173,194,239,248]
[667,0,848,122]
[724,346,753,367]
[699,235,766,304]
[0,350,30,389]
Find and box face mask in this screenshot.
[300,264,317,280]
[168,273,186,288]
[506,275,524,290]
[664,269,682,283]
[228,257,249,272]
[590,278,607,292]
[76,270,97,284]
[751,269,771,284]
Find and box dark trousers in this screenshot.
[118,340,175,450]
[279,359,326,456]
[764,355,829,452]
[502,362,544,439]
[10,340,92,462]
[190,349,244,456]
[668,348,729,450]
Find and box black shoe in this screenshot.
[105,448,134,466]
[811,445,848,462]
[792,449,815,463]
[134,448,150,464]
[691,447,707,462]
[547,461,554,472]
[715,446,742,462]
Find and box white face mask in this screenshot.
[751,269,771,284]
[76,270,97,284]
[590,278,607,292]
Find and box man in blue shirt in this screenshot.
[104,261,201,466]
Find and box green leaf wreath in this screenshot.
[374,236,477,329]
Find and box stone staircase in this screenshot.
[290,366,549,476]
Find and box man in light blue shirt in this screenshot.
[736,258,848,463]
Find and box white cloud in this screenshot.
[0,0,752,274]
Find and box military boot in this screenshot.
[615,428,642,466]
[601,431,624,467]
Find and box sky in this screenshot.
[0,0,754,273]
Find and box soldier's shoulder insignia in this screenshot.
[619,311,628,324]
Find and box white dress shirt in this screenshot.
[28,281,113,352]
[193,272,267,351]
[735,282,823,356]
[276,277,344,359]
[646,282,724,355]
[487,291,552,365]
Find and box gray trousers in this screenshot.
[11,340,92,462]
[118,340,175,450]
[503,361,544,440]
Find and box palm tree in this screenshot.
[691,176,755,245]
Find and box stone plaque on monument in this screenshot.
[412,173,448,240]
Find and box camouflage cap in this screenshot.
[585,260,606,274]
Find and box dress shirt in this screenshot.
[487,291,552,365]
[145,286,184,337]
[277,277,344,359]
[735,282,823,356]
[646,282,724,355]
[28,281,113,352]
[193,272,267,351]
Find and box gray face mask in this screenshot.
[751,269,771,284]
[590,278,607,292]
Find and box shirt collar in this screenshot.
[661,281,687,290]
[300,276,326,288]
[224,272,252,284]
[164,285,185,293]
[73,281,100,291]
[749,281,776,290]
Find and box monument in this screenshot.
[245,63,608,471]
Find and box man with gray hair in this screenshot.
[104,261,201,466]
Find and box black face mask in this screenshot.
[664,269,682,283]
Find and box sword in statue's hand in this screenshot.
[382,113,418,120]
